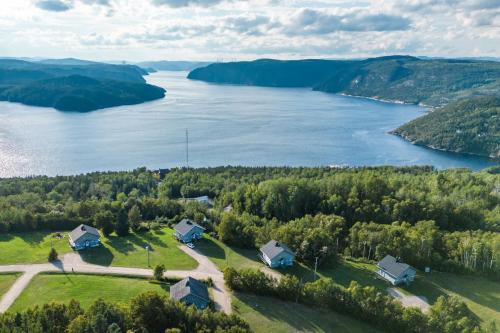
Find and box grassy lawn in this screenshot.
[0,273,19,297]
[198,238,500,328]
[79,228,197,270]
[196,235,265,271]
[10,273,170,312]
[0,228,197,270]
[0,232,71,265]
[233,292,382,333]
[403,271,500,327]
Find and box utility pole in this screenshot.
[314,256,319,280]
[185,129,189,169]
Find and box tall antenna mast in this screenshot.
[185,129,189,169]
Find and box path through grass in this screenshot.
[10,273,170,312]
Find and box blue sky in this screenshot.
[0,0,498,61]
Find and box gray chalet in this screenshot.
[377,255,416,285]
[259,240,295,268]
[173,219,205,243]
[170,277,210,309]
[69,224,101,250]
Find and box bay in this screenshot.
[0,71,496,178]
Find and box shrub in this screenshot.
[48,248,58,262]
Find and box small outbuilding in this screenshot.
[173,219,205,243]
[186,195,214,207]
[377,255,416,285]
[69,224,101,250]
[259,240,295,268]
[170,276,210,310]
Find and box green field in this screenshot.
[196,235,265,271]
[404,271,500,327]
[80,228,197,270]
[233,292,381,333]
[0,228,197,270]
[10,273,170,312]
[0,232,71,265]
[0,273,19,297]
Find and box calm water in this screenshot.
[0,71,496,177]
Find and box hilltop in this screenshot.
[0,59,164,111]
[188,56,500,107]
[0,75,166,112]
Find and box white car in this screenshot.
[186,243,195,249]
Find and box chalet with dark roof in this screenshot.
[170,277,210,309]
[259,240,295,268]
[69,224,101,250]
[377,255,416,285]
[173,219,205,243]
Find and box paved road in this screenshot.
[0,245,232,314]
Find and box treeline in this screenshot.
[0,166,498,275]
[224,268,484,333]
[0,292,251,333]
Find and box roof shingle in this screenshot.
[260,240,295,260]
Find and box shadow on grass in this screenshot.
[79,246,114,266]
[234,292,372,333]
[1,232,47,245]
[320,260,388,291]
[403,272,500,314]
[196,238,226,261]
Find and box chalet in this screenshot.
[186,195,214,207]
[170,276,210,309]
[259,240,295,268]
[377,255,416,285]
[173,219,205,243]
[69,224,101,250]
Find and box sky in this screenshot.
[0,0,499,62]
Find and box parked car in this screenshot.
[186,243,195,249]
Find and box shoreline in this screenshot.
[391,131,499,161]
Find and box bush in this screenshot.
[153,264,165,281]
[48,248,58,262]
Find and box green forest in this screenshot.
[188,56,500,107]
[0,59,165,111]
[0,166,498,277]
[393,96,500,159]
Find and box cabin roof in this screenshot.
[69,224,100,243]
[170,277,209,303]
[377,255,414,277]
[260,240,295,260]
[173,219,205,236]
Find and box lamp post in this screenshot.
[145,245,150,267]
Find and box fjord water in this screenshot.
[0,71,496,177]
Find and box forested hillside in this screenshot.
[0,166,498,277]
[0,59,165,111]
[393,96,500,159]
[188,56,500,107]
[0,75,166,112]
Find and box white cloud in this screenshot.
[0,0,496,60]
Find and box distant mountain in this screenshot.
[0,59,147,84]
[137,61,211,72]
[36,58,101,66]
[392,96,500,159]
[0,59,164,111]
[0,75,165,112]
[188,56,500,107]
